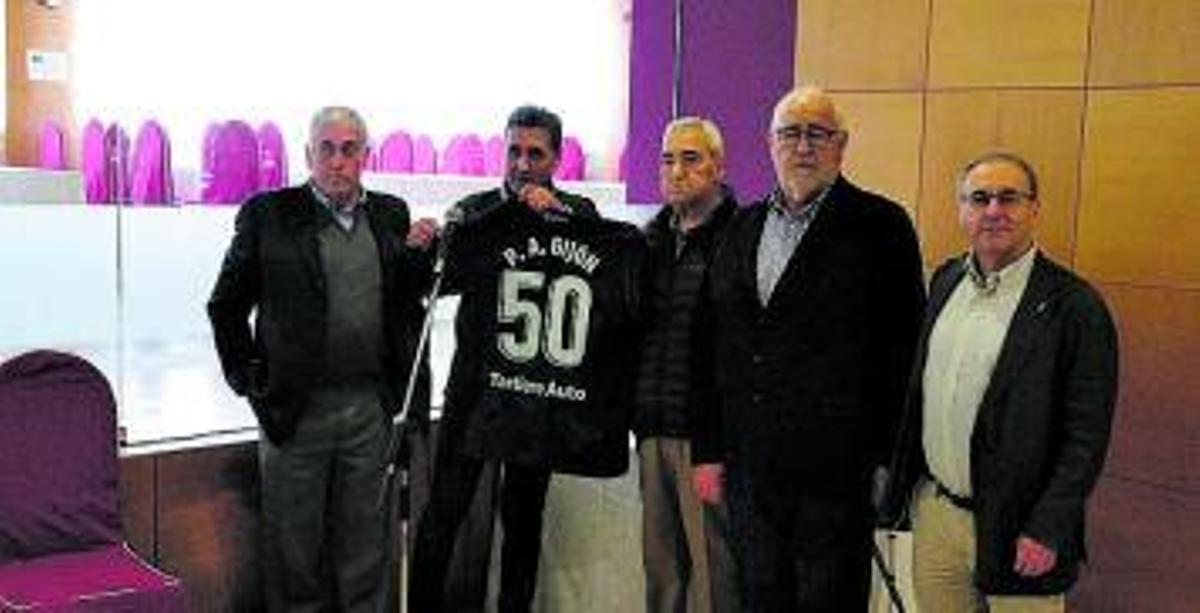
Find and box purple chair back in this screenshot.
[0,350,186,609]
[37,120,67,170]
[201,120,260,205]
[412,134,438,174]
[555,136,585,181]
[104,123,132,204]
[365,137,381,172]
[82,119,109,204]
[130,120,175,205]
[200,122,221,186]
[257,121,288,190]
[441,133,486,176]
[485,134,505,176]
[378,130,414,173]
[0,351,121,563]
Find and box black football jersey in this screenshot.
[441,198,646,477]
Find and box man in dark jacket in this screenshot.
[881,152,1118,612]
[208,106,428,612]
[691,87,926,611]
[634,116,739,613]
[409,105,608,613]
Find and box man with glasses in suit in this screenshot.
[691,87,926,610]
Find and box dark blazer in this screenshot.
[883,252,1119,595]
[207,185,430,444]
[694,175,926,504]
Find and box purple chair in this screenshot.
[0,350,185,610]
[377,130,414,173]
[199,122,221,190]
[81,119,109,204]
[257,121,288,191]
[441,133,486,176]
[201,120,259,205]
[37,120,67,170]
[365,137,380,172]
[130,120,175,205]
[104,124,132,205]
[412,134,438,175]
[555,136,585,181]
[485,134,505,177]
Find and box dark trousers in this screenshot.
[409,436,552,613]
[259,387,392,613]
[725,464,872,613]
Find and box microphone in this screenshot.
[434,204,465,275]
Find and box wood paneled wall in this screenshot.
[796,0,1200,610]
[5,0,76,167]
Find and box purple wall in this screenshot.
[626,0,797,204]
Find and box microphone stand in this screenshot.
[872,532,906,613]
[389,223,454,613]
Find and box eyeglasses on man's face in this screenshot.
[959,188,1035,209]
[314,139,365,161]
[773,123,840,148]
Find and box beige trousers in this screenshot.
[912,481,1064,613]
[638,437,740,613]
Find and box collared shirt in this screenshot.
[922,245,1038,496]
[310,182,367,232]
[756,184,830,306]
[668,194,723,259]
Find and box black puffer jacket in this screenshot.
[632,188,736,439]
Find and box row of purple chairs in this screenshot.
[64,118,288,205]
[198,120,289,205]
[43,120,598,205]
[368,130,587,180]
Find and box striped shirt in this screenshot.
[756,185,830,306]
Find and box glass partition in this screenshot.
[1,185,655,451]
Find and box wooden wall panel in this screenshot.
[795,0,930,90]
[5,0,76,167]
[918,89,1083,267]
[118,454,157,562]
[1089,0,1200,86]
[1076,88,1200,289]
[1099,284,1200,494]
[927,0,1090,88]
[1070,477,1200,612]
[835,92,924,214]
[156,443,263,612]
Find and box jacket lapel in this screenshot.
[977,254,1061,417]
[762,178,846,311]
[282,188,325,287]
[737,203,769,310]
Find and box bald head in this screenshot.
[769,87,847,207]
[771,87,844,133]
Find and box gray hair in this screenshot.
[663,116,725,160]
[771,86,845,132]
[308,106,368,145]
[957,151,1040,199]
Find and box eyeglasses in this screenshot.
[773,124,840,148]
[314,139,365,161]
[960,188,1034,208]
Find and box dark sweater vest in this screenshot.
[317,212,384,387]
